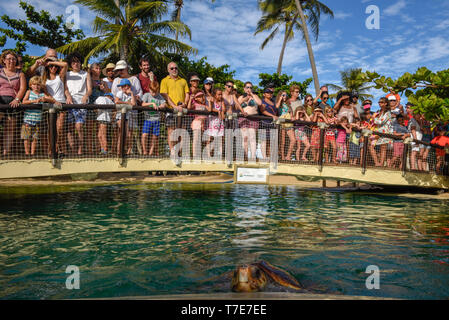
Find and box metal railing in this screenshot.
[0,103,447,177]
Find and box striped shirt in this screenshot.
[23,91,43,125]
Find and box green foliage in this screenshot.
[58,0,197,67]
[258,72,312,98]
[364,67,449,122]
[0,1,84,54]
[154,54,236,89]
[327,68,374,100]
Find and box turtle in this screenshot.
[230,260,304,293]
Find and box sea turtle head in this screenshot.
[231,264,267,292]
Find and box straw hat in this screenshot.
[102,63,116,76]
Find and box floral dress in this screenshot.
[374,111,393,146]
[205,101,224,137]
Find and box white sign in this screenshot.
[236,167,268,184]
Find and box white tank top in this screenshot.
[46,75,66,103]
[66,70,88,104]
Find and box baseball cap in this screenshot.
[204,78,213,84]
[264,88,274,93]
[118,78,131,87]
[388,95,397,101]
[190,75,200,81]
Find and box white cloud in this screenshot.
[334,11,353,20]
[384,0,407,16]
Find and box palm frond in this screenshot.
[74,0,125,24]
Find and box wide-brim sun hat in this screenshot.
[190,75,200,81]
[102,63,116,76]
[114,60,128,71]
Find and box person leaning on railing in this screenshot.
[0,50,27,157]
[21,76,53,156]
[42,57,69,157]
[65,52,92,156]
[431,126,449,173]
[159,61,189,156]
[237,82,262,161]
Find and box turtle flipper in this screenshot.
[256,261,303,290]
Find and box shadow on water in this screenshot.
[0,183,448,299]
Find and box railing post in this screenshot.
[361,129,371,174]
[402,137,412,177]
[119,105,127,166]
[317,122,327,172]
[48,105,58,167]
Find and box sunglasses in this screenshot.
[306,99,313,102]
[322,97,329,100]
[170,67,178,70]
[225,84,233,88]
[245,86,252,89]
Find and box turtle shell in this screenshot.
[254,260,303,290]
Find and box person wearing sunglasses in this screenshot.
[238,82,262,161]
[314,86,335,108]
[160,61,190,155]
[303,94,315,116]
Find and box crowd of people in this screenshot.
[1,48,448,173]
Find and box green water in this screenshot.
[0,183,448,299]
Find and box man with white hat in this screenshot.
[111,60,143,100]
[102,62,116,90]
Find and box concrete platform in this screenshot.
[89,292,395,300]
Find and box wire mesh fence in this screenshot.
[0,103,447,177]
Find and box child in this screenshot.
[310,107,327,163]
[348,117,362,165]
[390,114,410,168]
[141,81,166,156]
[187,91,208,160]
[21,76,53,156]
[294,107,311,161]
[431,127,449,173]
[324,107,338,164]
[114,78,137,155]
[336,116,351,163]
[204,89,225,159]
[95,92,115,155]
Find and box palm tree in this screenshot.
[255,1,301,76]
[327,68,375,100]
[261,0,333,95]
[57,0,197,67]
[171,0,215,41]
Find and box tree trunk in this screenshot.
[294,0,320,96]
[175,7,181,41]
[277,14,298,76]
[115,0,125,60]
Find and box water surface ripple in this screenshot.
[0,184,448,299]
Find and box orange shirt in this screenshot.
[431,135,449,157]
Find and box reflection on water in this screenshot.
[0,184,448,299]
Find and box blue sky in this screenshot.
[1,0,449,106]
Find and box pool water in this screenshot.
[0,183,448,299]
